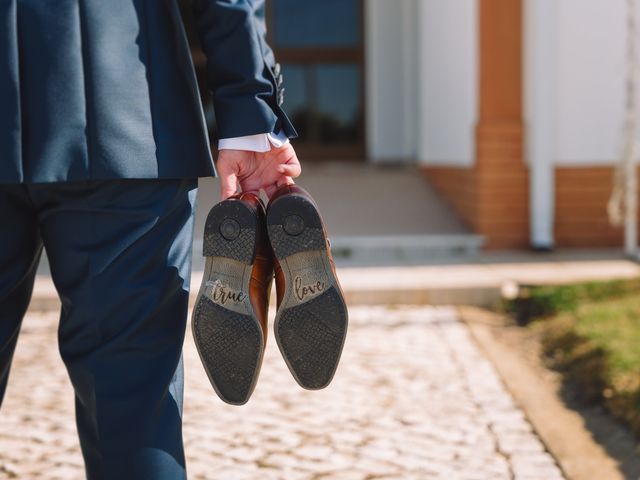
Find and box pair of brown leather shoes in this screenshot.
[191,184,348,405]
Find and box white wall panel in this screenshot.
[365,0,418,162]
[554,0,639,165]
[416,0,478,167]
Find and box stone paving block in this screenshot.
[497,434,546,455]
[0,306,565,479]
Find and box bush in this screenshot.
[518,278,640,437]
[538,315,609,404]
[503,278,640,325]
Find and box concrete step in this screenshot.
[190,233,485,269]
[328,234,485,265]
[29,252,640,312]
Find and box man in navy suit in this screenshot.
[0,0,300,477]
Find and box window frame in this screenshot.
[266,0,366,161]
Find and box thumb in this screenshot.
[220,172,238,200]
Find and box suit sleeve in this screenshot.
[191,0,297,139]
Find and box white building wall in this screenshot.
[554,0,639,165]
[365,0,418,163]
[416,0,478,167]
[366,0,635,167]
[365,0,477,166]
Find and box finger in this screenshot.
[219,172,238,200]
[241,186,261,197]
[276,175,294,187]
[277,163,302,178]
[270,142,297,162]
[264,183,278,199]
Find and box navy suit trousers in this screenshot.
[0,178,198,479]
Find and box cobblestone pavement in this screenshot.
[0,305,564,480]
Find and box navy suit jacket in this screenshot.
[0,0,296,184]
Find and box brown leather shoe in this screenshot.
[192,192,273,405]
[266,184,348,390]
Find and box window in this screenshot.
[179,0,365,159]
[268,0,365,159]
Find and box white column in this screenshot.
[415,0,477,167]
[525,0,557,249]
[364,0,417,163]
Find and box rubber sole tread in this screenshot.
[203,199,257,262]
[275,287,347,389]
[267,191,348,390]
[203,228,255,263]
[192,297,262,404]
[193,197,263,405]
[267,225,325,258]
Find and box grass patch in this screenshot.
[504,278,640,436]
[503,278,640,324]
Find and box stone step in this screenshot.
[29,252,640,312]
[190,234,485,269]
[328,234,486,265]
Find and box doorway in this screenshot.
[179,0,365,160]
[267,0,365,160]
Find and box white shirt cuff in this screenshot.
[218,130,290,152]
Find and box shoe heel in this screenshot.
[267,193,348,390]
[192,199,264,405]
[203,198,258,262]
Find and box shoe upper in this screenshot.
[268,183,319,209]
[233,192,273,342]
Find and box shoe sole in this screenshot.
[191,199,264,405]
[267,192,348,390]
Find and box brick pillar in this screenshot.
[475,0,529,248]
[423,0,529,248]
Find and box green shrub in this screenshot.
[522,278,640,437]
[503,278,640,325]
[538,315,609,404]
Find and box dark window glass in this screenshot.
[281,64,361,144]
[272,0,361,48]
[280,65,307,120]
[316,65,359,126]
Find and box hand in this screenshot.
[216,143,302,200]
